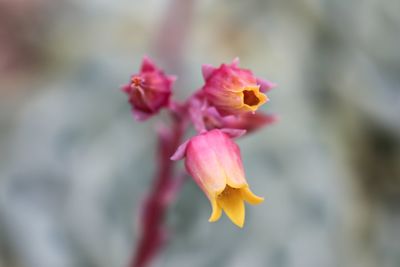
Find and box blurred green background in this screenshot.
[0,0,399,267]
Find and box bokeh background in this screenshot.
[1,0,399,266]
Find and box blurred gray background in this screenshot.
[0,0,399,267]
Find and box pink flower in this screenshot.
[171,129,263,228]
[122,56,175,120]
[201,58,274,115]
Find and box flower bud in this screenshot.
[201,58,271,115]
[171,129,263,228]
[122,56,175,120]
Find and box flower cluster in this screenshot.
[123,57,276,228]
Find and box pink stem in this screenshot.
[130,0,195,263]
[130,113,186,267]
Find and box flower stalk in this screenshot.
[131,111,186,267]
[122,56,276,267]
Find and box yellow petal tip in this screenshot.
[233,219,244,228]
[227,211,245,228]
[241,187,264,205]
[208,200,222,222]
[217,186,246,228]
[208,214,220,223]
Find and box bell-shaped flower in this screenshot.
[122,56,175,120]
[201,58,274,115]
[171,129,263,228]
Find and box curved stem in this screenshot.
[130,113,186,267]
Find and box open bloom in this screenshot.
[122,56,175,120]
[171,129,263,227]
[201,58,273,115]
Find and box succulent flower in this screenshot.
[201,58,273,115]
[122,56,175,120]
[123,54,277,266]
[171,129,263,227]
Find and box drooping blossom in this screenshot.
[122,56,175,120]
[201,58,274,115]
[171,129,263,227]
